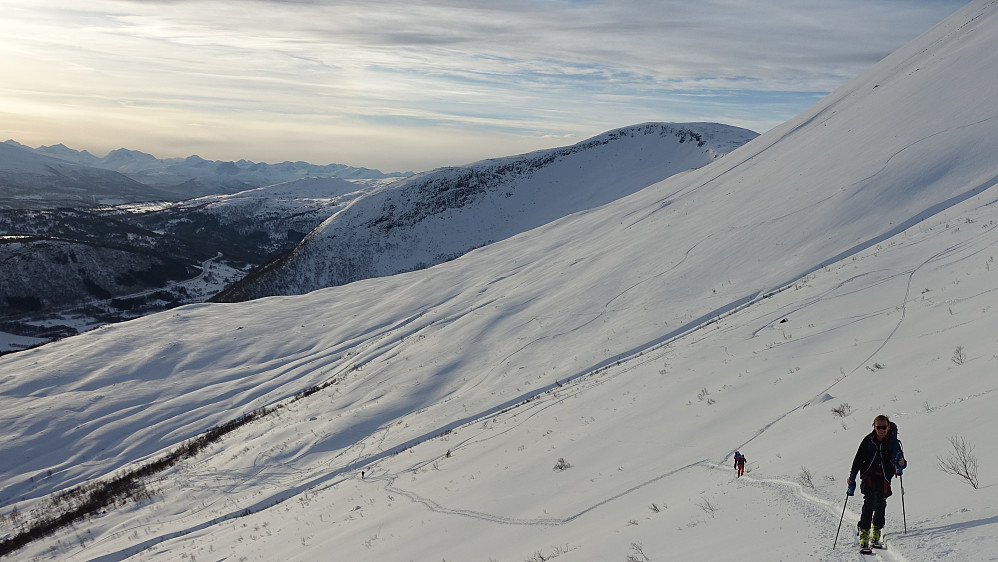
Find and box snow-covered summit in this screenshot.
[217,122,758,301]
[32,143,100,166]
[0,142,171,208]
[0,141,94,174]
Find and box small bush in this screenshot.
[697,497,718,518]
[553,458,572,471]
[625,542,651,562]
[831,403,853,418]
[937,435,980,489]
[798,466,816,490]
[952,346,967,365]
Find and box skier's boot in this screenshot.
[859,527,870,550]
[870,526,883,548]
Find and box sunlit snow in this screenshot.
[2,2,997,561]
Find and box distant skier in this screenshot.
[733,451,747,477]
[847,415,907,551]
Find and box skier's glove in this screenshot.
[892,452,906,476]
[847,474,856,496]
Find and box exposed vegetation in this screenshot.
[0,377,340,557]
[937,435,980,489]
[830,402,853,418]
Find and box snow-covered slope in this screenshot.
[2,2,998,561]
[147,175,382,216]
[218,122,757,301]
[113,175,381,253]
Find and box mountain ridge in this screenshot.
[1,140,412,207]
[0,142,175,208]
[215,121,758,301]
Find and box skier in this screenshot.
[847,415,907,552]
[733,451,747,477]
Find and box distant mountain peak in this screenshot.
[2,142,413,207]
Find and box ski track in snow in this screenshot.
[342,205,998,560]
[13,6,998,558]
[41,191,998,561]
[720,467,913,562]
[380,459,709,527]
[68,286,876,559]
[803,217,998,404]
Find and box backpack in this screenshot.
[888,422,905,471]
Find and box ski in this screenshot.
[860,546,874,555]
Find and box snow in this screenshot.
[2,1,998,561]
[241,122,756,298]
[0,143,72,174]
[0,331,47,354]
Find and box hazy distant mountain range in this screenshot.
[0,140,411,209]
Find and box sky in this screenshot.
[0,1,967,173]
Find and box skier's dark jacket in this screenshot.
[850,422,903,497]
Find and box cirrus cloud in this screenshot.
[0,0,966,171]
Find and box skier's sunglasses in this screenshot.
[874,425,889,430]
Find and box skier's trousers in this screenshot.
[858,474,890,530]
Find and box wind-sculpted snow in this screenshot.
[216,122,758,301]
[3,2,998,561]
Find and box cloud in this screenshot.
[0,0,966,171]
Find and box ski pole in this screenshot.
[900,474,907,534]
[833,494,849,549]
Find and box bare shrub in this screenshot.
[625,541,651,562]
[798,466,816,490]
[831,403,853,418]
[697,497,718,518]
[937,435,980,489]
[952,346,967,365]
[553,458,572,471]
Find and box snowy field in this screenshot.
[2,1,998,561]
